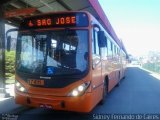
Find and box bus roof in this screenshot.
[88,0,127,55]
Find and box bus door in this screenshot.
[91,27,103,104]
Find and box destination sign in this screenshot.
[20,12,89,29]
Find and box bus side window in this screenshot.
[101,36,108,58]
[51,39,57,48]
[92,29,95,54]
[92,27,100,55]
[113,45,116,57]
[105,36,108,57]
[107,39,113,58]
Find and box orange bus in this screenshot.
[7,11,127,112]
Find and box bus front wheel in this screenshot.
[99,80,107,105]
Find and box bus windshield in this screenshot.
[16,30,89,76]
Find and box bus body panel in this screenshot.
[89,14,127,93]
[15,90,93,113]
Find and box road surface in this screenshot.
[3,66,160,120]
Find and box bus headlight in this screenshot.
[68,82,90,97]
[15,81,27,93]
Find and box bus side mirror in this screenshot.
[6,28,19,51]
[98,31,106,48]
[7,36,11,51]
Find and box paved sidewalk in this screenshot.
[0,97,23,113]
[0,84,28,114]
[5,84,15,97]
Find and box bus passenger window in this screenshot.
[51,39,57,48]
[63,43,70,51]
[111,42,113,51]
[95,31,99,55]
[104,36,108,57]
[92,27,100,55]
[101,36,107,58]
[108,39,112,58]
[92,33,95,54]
[113,45,116,56]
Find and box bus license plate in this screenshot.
[40,104,52,109]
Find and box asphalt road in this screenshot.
[6,66,160,120]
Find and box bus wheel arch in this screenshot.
[116,71,121,87]
[99,76,109,105]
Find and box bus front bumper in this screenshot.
[15,90,93,113]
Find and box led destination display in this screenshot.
[20,12,89,29]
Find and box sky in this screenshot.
[98,0,160,56]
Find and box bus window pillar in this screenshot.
[0,4,6,96]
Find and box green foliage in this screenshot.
[143,62,160,74]
[5,50,16,79]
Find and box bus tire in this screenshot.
[116,71,121,87]
[99,80,107,105]
[116,81,120,87]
